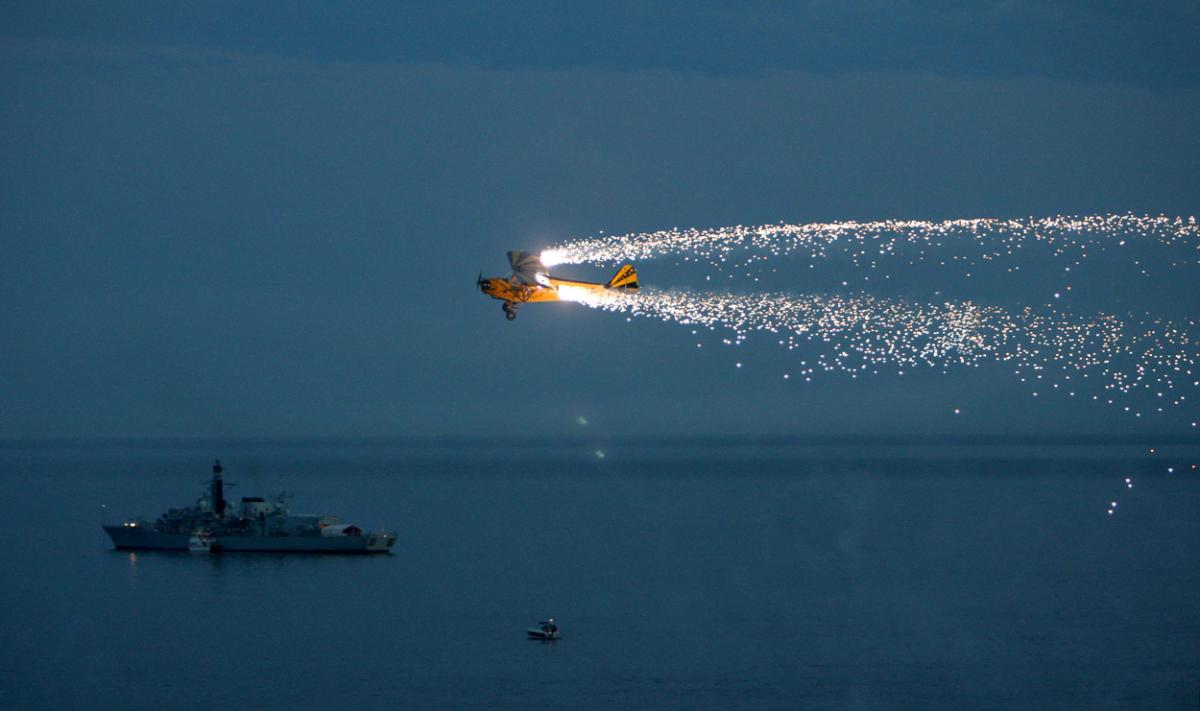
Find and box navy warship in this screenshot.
[103,460,396,553]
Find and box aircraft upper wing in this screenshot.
[507,250,552,287]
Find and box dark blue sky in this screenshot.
[6,1,1199,87]
[2,2,1198,438]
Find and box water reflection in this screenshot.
[126,551,138,588]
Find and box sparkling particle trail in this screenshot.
[544,213,1199,518]
[543,212,1200,422]
[541,214,1199,269]
[558,287,1200,417]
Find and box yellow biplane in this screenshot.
[477,251,638,320]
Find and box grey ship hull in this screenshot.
[104,525,393,553]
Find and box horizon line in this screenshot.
[3,433,1198,450]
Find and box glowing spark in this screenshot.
[542,214,1199,268]
[544,213,1200,464]
[560,287,1199,418]
[541,213,1200,520]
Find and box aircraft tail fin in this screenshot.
[607,264,639,290]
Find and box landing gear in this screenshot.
[503,302,517,321]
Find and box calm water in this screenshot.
[1,440,1197,709]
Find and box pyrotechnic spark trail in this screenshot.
[544,213,1200,417]
[548,213,1199,516]
[541,214,1199,271]
[559,287,1198,419]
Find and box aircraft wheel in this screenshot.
[505,309,517,321]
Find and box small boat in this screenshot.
[188,530,216,553]
[527,618,560,640]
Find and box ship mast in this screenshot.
[211,459,226,518]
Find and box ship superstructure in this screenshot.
[103,460,396,553]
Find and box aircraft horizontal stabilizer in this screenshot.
[607,264,639,290]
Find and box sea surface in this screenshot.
[1,438,1197,710]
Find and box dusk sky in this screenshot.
[2,2,1198,439]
